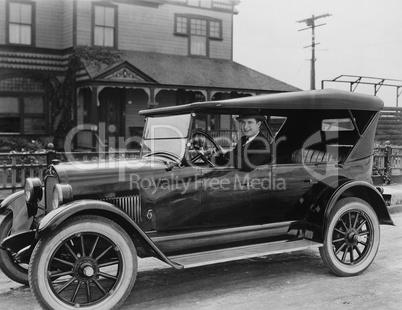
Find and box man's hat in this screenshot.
[236,112,266,122]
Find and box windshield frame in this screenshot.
[140,113,192,159]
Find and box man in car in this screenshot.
[225,113,271,172]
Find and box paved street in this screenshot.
[0,211,401,310]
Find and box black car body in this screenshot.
[0,89,394,310]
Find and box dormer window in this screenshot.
[175,14,222,57]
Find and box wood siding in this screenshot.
[35,0,64,49]
[0,1,6,45]
[1,0,233,59]
[74,1,233,59]
[62,0,73,49]
[75,0,92,46]
[118,3,232,59]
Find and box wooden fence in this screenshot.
[372,145,402,185]
[375,107,402,145]
[0,151,50,201]
[0,148,139,201]
[1,144,401,201]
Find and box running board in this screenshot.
[168,239,321,269]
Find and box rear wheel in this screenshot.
[29,215,137,310]
[0,211,29,285]
[320,198,380,277]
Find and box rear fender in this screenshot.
[324,180,394,226]
[38,199,183,269]
[307,180,393,242]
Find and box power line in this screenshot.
[297,14,331,90]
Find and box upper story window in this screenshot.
[175,15,222,57]
[8,0,34,45]
[93,4,117,47]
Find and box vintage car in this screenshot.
[0,89,394,309]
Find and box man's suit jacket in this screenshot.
[225,132,271,172]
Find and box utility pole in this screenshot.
[297,14,331,90]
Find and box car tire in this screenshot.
[319,197,380,277]
[0,211,29,285]
[29,215,137,310]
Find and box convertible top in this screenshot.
[140,89,384,117]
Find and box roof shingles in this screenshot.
[82,50,300,92]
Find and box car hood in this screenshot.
[50,158,170,196]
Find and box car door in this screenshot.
[242,165,273,224]
[270,162,313,219]
[198,166,252,228]
[259,161,317,239]
[151,165,204,230]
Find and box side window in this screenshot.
[321,118,356,162]
[8,0,34,46]
[322,118,355,132]
[0,95,46,134]
[23,95,46,133]
[93,4,117,47]
[0,77,47,134]
[0,97,19,132]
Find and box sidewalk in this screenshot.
[382,183,402,214]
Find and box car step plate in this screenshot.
[168,239,321,269]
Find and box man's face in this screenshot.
[239,118,261,137]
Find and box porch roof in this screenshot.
[82,50,300,92]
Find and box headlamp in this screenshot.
[24,178,43,203]
[52,184,73,209]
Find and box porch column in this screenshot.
[148,87,158,108]
[90,86,99,124]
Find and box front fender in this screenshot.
[0,190,33,235]
[38,199,183,269]
[0,190,24,213]
[38,199,132,234]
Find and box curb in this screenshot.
[388,204,402,215]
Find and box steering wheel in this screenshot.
[143,151,182,165]
[186,131,220,167]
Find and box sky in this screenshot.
[233,0,402,107]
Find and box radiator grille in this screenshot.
[101,195,142,223]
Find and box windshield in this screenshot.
[141,114,191,158]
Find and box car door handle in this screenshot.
[304,179,318,185]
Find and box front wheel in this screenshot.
[29,215,137,310]
[0,211,29,285]
[319,198,380,277]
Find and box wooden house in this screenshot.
[0,0,299,151]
